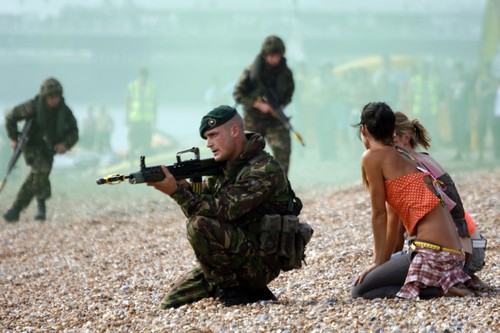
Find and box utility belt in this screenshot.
[254,214,313,272]
[410,240,463,254]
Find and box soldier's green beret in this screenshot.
[199,105,237,139]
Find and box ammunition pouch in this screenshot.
[258,214,282,254]
[257,214,313,272]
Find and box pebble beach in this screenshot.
[1,164,498,332]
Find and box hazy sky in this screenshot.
[0,0,495,188]
[0,0,487,18]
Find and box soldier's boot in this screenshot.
[3,206,21,223]
[219,285,250,307]
[245,285,278,302]
[34,200,46,221]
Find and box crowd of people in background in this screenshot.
[292,57,500,163]
[1,56,499,178]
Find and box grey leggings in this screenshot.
[351,251,440,299]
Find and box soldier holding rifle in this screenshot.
[233,35,301,176]
[2,78,78,222]
[146,106,309,308]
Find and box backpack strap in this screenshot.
[395,145,446,206]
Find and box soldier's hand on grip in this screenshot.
[147,165,178,195]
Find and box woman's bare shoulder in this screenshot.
[362,146,395,164]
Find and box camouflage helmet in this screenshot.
[261,35,285,56]
[40,77,63,97]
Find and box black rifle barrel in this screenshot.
[0,119,33,193]
[96,157,224,185]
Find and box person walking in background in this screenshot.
[371,55,400,108]
[94,106,114,155]
[494,81,500,160]
[351,102,471,300]
[407,62,442,145]
[474,63,498,161]
[3,77,79,222]
[233,35,295,175]
[80,105,96,151]
[448,62,473,161]
[126,68,157,162]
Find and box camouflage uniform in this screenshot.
[233,36,295,175]
[4,78,78,217]
[160,133,296,309]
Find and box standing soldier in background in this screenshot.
[233,35,295,175]
[126,68,157,162]
[3,77,79,222]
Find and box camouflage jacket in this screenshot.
[233,55,294,120]
[5,95,79,151]
[171,133,296,227]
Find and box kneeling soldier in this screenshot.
[148,105,309,308]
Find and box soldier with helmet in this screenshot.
[233,35,295,175]
[3,77,79,222]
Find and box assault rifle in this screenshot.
[96,147,224,193]
[262,89,305,146]
[0,118,33,194]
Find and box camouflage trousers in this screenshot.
[13,147,54,209]
[160,215,280,309]
[243,113,291,175]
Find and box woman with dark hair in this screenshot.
[351,102,471,299]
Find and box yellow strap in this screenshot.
[191,181,202,194]
[411,241,463,254]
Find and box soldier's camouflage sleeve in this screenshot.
[5,99,36,141]
[232,68,259,109]
[170,158,288,225]
[281,67,295,107]
[61,106,79,149]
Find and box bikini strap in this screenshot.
[395,145,446,206]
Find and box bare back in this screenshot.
[363,146,462,252]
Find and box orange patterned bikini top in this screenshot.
[385,172,441,236]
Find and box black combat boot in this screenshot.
[34,200,46,221]
[219,285,250,307]
[3,206,21,223]
[245,285,278,302]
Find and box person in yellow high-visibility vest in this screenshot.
[126,68,157,161]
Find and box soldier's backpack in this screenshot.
[236,151,313,271]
